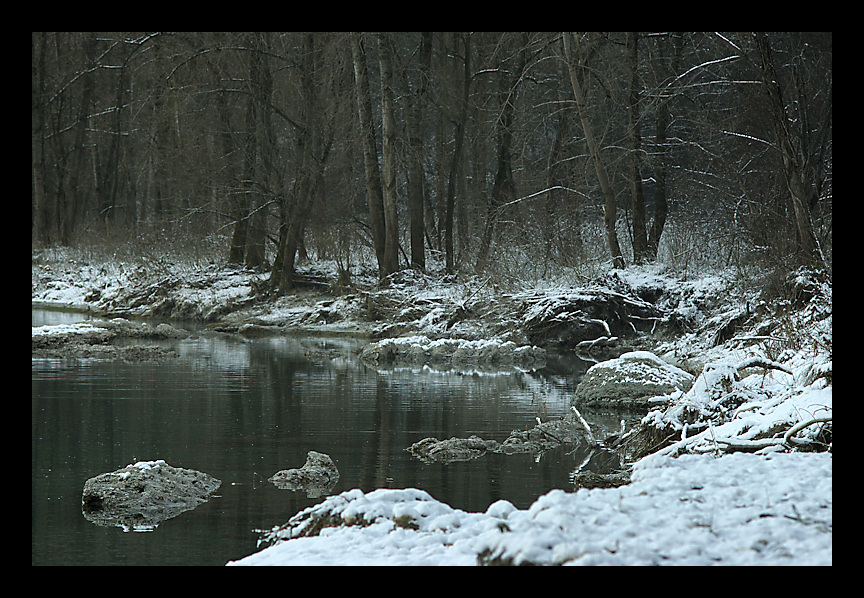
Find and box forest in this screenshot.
[32,32,833,566]
[31,32,832,287]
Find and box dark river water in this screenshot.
[32,308,631,566]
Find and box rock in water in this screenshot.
[572,351,694,410]
[406,436,501,463]
[81,460,221,531]
[269,451,340,497]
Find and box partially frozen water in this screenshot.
[32,309,633,565]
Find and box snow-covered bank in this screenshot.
[33,249,831,565]
[31,316,189,360]
[232,339,831,565]
[229,265,830,565]
[229,451,831,566]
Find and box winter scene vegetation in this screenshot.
[33,32,830,565]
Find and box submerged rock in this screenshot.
[406,412,599,464]
[407,436,502,463]
[572,351,694,410]
[571,470,632,489]
[269,451,340,498]
[81,460,221,532]
[499,413,589,455]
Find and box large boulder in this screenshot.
[269,451,340,498]
[572,351,695,410]
[81,460,221,531]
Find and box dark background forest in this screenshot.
[31,32,832,292]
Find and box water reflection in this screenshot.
[32,310,635,565]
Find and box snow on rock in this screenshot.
[479,452,831,565]
[32,318,187,360]
[572,351,695,409]
[359,335,546,371]
[515,285,660,349]
[229,451,831,566]
[82,460,221,533]
[229,488,517,566]
[32,321,109,339]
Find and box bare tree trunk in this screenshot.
[62,33,97,244]
[406,32,431,271]
[647,33,680,260]
[445,33,470,274]
[244,32,274,271]
[477,33,527,270]
[351,33,388,279]
[562,32,625,269]
[627,32,648,263]
[270,33,334,293]
[209,60,246,266]
[377,33,400,278]
[753,33,821,264]
[716,32,823,266]
[32,33,51,243]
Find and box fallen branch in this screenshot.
[735,357,793,376]
[571,406,599,447]
[575,335,618,350]
[715,437,784,452]
[784,416,832,445]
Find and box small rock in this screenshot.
[269,451,340,497]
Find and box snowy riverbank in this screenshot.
[229,451,831,566]
[32,249,831,565]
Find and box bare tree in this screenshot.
[377,32,401,278]
[350,33,390,279]
[404,32,432,271]
[715,32,829,267]
[444,33,471,274]
[476,33,529,269]
[627,32,649,263]
[562,32,625,269]
[645,32,682,260]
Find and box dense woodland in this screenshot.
[31,32,832,291]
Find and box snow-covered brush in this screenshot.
[639,356,829,459]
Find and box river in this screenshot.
[32,308,635,565]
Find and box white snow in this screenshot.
[584,350,694,387]
[130,459,166,470]
[229,451,830,566]
[33,251,831,566]
[31,322,101,337]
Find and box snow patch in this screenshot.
[230,452,831,566]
